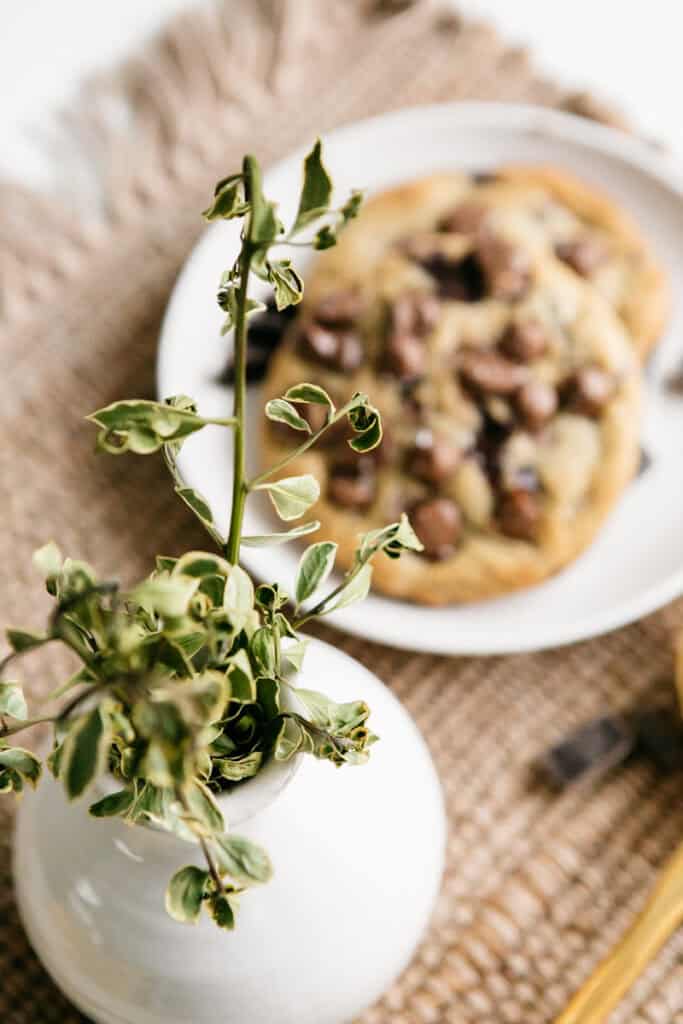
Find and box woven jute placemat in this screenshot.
[2,2,682,1021]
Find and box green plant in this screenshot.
[0,142,421,930]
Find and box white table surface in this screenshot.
[1,1,681,183]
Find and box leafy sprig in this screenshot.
[0,142,421,931]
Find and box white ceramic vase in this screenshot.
[13,638,446,1024]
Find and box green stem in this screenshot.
[205,417,239,428]
[177,786,225,895]
[247,400,356,490]
[226,154,264,565]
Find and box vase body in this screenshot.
[14,638,446,1024]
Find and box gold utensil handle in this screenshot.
[555,839,683,1024]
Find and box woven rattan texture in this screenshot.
[1,2,682,1021]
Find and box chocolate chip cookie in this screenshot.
[261,174,643,605]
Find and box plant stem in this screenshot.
[225,154,263,565]
[177,787,225,895]
[0,715,56,740]
[205,417,239,428]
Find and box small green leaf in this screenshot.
[213,834,273,885]
[295,542,337,604]
[33,541,63,593]
[184,781,225,835]
[133,576,200,618]
[274,717,304,761]
[257,475,320,522]
[295,689,368,732]
[254,583,287,612]
[215,750,263,782]
[323,563,373,614]
[226,649,256,703]
[252,195,283,244]
[60,706,112,800]
[173,551,230,580]
[0,746,42,788]
[314,225,337,250]
[89,788,135,818]
[88,399,210,455]
[358,513,424,562]
[282,639,308,673]
[347,398,383,453]
[6,629,48,654]
[341,189,363,222]
[165,865,209,924]
[267,260,304,311]
[156,555,178,573]
[174,488,225,546]
[256,677,280,719]
[292,139,332,233]
[384,513,424,558]
[217,281,239,334]
[250,628,276,676]
[265,399,311,433]
[202,175,248,221]
[207,892,237,929]
[223,565,255,634]
[0,682,28,721]
[241,521,320,547]
[283,383,335,413]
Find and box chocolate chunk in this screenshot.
[556,236,608,277]
[314,290,364,326]
[477,237,532,300]
[392,292,441,336]
[515,379,558,431]
[536,715,636,789]
[473,413,512,485]
[499,320,548,362]
[336,330,364,372]
[564,366,615,417]
[471,170,498,185]
[498,488,541,542]
[410,497,462,560]
[637,447,652,478]
[438,201,489,236]
[632,708,683,773]
[459,349,529,396]
[383,292,440,380]
[299,322,364,372]
[299,322,339,363]
[219,300,291,385]
[385,332,426,381]
[408,430,462,484]
[419,252,486,302]
[328,461,375,511]
[665,360,683,395]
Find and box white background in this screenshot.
[1,1,682,184]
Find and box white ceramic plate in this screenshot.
[158,102,683,655]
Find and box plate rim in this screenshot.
[157,99,683,655]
